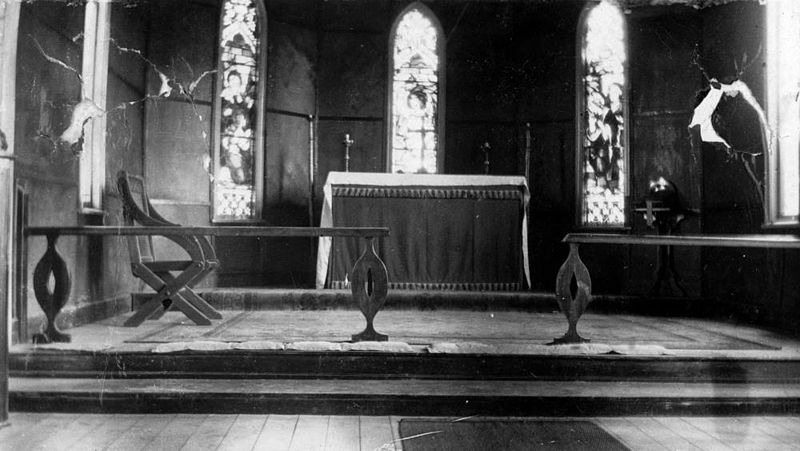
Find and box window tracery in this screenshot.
[213,0,264,221]
[389,4,443,174]
[578,1,627,227]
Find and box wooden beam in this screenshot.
[25,225,390,238]
[564,233,800,249]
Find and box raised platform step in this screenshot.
[10,377,800,416]
[10,349,800,383]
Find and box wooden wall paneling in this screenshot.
[259,15,318,286]
[144,1,216,204]
[317,32,386,119]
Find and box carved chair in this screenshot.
[117,171,221,326]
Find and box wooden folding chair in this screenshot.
[117,171,222,326]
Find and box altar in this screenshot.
[316,172,531,291]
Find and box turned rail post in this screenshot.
[553,242,592,344]
[350,236,389,342]
[553,232,800,343]
[32,233,72,344]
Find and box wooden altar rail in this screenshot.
[24,226,390,344]
[554,232,800,344]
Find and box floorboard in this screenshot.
[389,416,404,451]
[359,416,396,451]
[250,414,297,451]
[626,417,702,450]
[35,413,109,451]
[18,414,81,451]
[747,417,800,447]
[103,414,176,451]
[216,414,268,451]
[769,416,800,439]
[687,417,795,449]
[0,412,52,444]
[180,414,237,451]
[147,414,205,450]
[593,417,668,450]
[289,415,328,451]
[66,414,143,451]
[653,417,734,450]
[1,414,79,450]
[324,415,360,451]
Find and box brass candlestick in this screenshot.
[481,141,491,175]
[343,133,354,172]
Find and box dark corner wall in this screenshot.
[621,1,799,331]
[700,2,800,330]
[11,0,800,334]
[14,2,148,341]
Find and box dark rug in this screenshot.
[398,419,629,451]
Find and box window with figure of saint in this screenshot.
[579,1,627,227]
[390,6,442,174]
[214,0,262,221]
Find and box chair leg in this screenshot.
[126,264,211,326]
[124,292,172,326]
[165,292,212,326]
[187,262,217,289]
[146,299,171,320]
[161,272,222,319]
[180,288,222,319]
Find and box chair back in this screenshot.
[117,170,213,268]
[117,171,162,264]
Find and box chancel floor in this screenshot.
[12,308,800,359]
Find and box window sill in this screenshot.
[761,221,800,233]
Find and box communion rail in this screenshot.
[24,226,390,344]
[554,232,800,344]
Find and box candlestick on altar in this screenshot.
[481,141,492,175]
[343,133,354,172]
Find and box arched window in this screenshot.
[388,3,445,174]
[212,0,266,222]
[576,1,628,227]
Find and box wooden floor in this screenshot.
[1,413,800,450]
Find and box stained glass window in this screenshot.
[390,5,442,174]
[579,1,627,226]
[214,0,262,221]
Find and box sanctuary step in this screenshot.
[10,377,800,416]
[11,346,800,382]
[10,290,800,415]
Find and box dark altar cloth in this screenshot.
[316,172,530,291]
